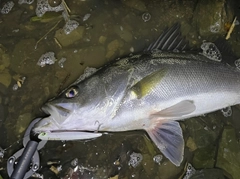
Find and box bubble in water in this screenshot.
[221,106,232,117]
[183,163,196,179]
[142,12,151,22]
[37,52,56,67]
[210,21,221,33]
[153,154,163,165]
[63,20,79,35]
[71,158,78,167]
[128,152,143,168]
[18,0,34,5]
[234,59,240,70]
[1,1,14,14]
[200,42,222,62]
[36,0,64,17]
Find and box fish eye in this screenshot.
[65,87,78,98]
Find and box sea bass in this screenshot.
[33,24,240,166]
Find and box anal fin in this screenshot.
[146,120,184,166]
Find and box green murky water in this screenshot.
[0,0,240,178]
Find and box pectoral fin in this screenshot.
[146,120,184,166]
[131,69,166,99]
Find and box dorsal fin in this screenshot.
[146,23,189,51]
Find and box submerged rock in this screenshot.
[192,145,216,168]
[193,0,233,36]
[185,114,223,149]
[186,137,197,152]
[216,126,240,179]
[54,26,85,47]
[0,48,10,71]
[15,113,33,134]
[114,25,133,42]
[106,39,124,59]
[121,0,147,12]
[0,70,11,88]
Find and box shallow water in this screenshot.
[0,0,240,178]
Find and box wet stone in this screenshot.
[192,145,216,168]
[216,126,240,179]
[106,39,124,59]
[157,160,183,179]
[186,137,197,152]
[15,113,33,134]
[189,168,226,179]
[121,0,147,12]
[193,0,233,36]
[0,48,10,72]
[114,25,133,42]
[55,26,85,47]
[0,70,11,88]
[141,154,155,175]
[184,115,223,149]
[99,36,107,44]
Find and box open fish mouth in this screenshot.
[33,103,73,133]
[42,103,72,117]
[33,103,103,140]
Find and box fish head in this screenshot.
[33,81,107,134]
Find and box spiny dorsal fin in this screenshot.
[146,23,189,51]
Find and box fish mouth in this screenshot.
[42,103,72,117]
[33,103,74,133]
[33,103,103,140]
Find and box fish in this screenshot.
[33,23,240,166]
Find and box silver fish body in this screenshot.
[33,24,240,166]
[33,51,240,166]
